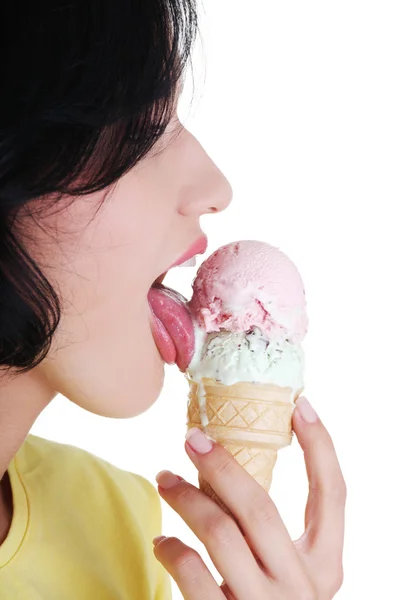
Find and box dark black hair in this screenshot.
[0,1,198,374]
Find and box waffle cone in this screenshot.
[187,377,300,514]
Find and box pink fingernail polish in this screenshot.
[156,470,183,489]
[153,536,167,546]
[296,397,318,423]
[185,427,213,454]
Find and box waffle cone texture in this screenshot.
[187,378,300,513]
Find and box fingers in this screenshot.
[220,582,236,600]
[156,470,267,598]
[183,428,306,586]
[153,536,226,600]
[293,397,346,583]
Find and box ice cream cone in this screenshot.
[187,377,301,515]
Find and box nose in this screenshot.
[178,134,233,217]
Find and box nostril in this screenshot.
[208,206,218,213]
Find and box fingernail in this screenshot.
[296,396,318,423]
[153,536,167,546]
[185,427,214,454]
[156,470,183,489]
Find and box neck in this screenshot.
[0,367,55,478]
[0,366,55,543]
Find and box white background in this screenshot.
[32,1,400,598]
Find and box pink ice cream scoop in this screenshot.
[189,240,308,344]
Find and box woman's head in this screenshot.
[0,1,232,417]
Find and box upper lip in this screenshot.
[152,235,208,287]
[170,235,208,269]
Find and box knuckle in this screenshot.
[174,482,197,504]
[203,512,236,546]
[311,474,347,504]
[174,545,201,573]
[315,561,344,598]
[327,564,344,595]
[336,566,345,590]
[212,454,236,481]
[247,491,276,526]
[295,586,318,600]
[327,478,347,503]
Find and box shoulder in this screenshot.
[11,438,170,598]
[18,434,160,524]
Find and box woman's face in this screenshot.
[23,115,232,418]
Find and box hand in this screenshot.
[154,397,346,599]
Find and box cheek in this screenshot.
[27,178,175,416]
[38,229,167,417]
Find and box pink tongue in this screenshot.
[148,285,195,371]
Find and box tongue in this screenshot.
[148,284,195,371]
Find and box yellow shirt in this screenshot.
[0,435,171,600]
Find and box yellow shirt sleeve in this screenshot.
[0,435,172,600]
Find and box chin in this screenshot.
[45,327,167,419]
[96,362,166,419]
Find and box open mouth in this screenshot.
[153,272,167,286]
[147,236,207,371]
[153,255,197,287]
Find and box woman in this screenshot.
[0,2,346,598]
